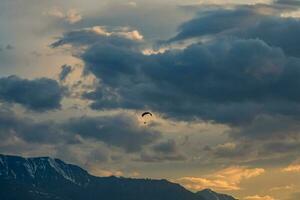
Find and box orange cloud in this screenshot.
[282,164,300,173]
[244,195,275,200]
[176,166,265,191]
[269,185,294,192]
[91,169,123,177]
[87,165,123,177]
[90,26,143,41]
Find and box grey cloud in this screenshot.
[0,44,14,52]
[52,7,300,142]
[138,152,186,162]
[262,140,300,154]
[0,108,69,144]
[203,137,300,167]
[52,30,300,168]
[205,142,253,160]
[61,36,300,126]
[0,76,63,111]
[63,114,160,152]
[54,144,112,168]
[51,27,141,49]
[86,148,111,163]
[152,140,178,154]
[169,6,300,57]
[168,8,263,42]
[240,17,300,57]
[59,64,73,82]
[137,139,186,162]
[231,114,300,140]
[0,108,161,153]
[5,44,14,50]
[276,0,300,6]
[207,115,300,164]
[0,44,15,52]
[75,1,192,41]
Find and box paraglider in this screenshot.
[141,112,152,117]
[141,112,153,124]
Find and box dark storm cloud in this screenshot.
[168,8,263,42]
[152,140,178,154]
[232,115,300,139]
[138,152,186,162]
[55,33,300,126]
[51,4,300,144]
[0,108,68,144]
[86,148,110,163]
[276,0,300,6]
[59,64,73,82]
[63,114,160,152]
[51,27,141,49]
[262,140,300,154]
[0,76,63,111]
[169,6,300,57]
[240,17,300,57]
[202,136,300,167]
[137,139,186,162]
[207,115,300,163]
[72,1,192,41]
[80,43,146,93]
[0,108,160,153]
[204,142,253,160]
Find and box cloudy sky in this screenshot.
[2,0,300,199]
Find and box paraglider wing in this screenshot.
[141,112,153,117]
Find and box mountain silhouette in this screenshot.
[0,154,237,200]
[196,189,238,200]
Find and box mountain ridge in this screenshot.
[0,154,237,200]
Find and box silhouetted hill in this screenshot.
[196,189,237,200]
[0,154,237,200]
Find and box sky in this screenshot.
[1,0,300,199]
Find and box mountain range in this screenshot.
[0,154,237,200]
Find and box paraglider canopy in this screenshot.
[141,112,153,124]
[141,112,153,117]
